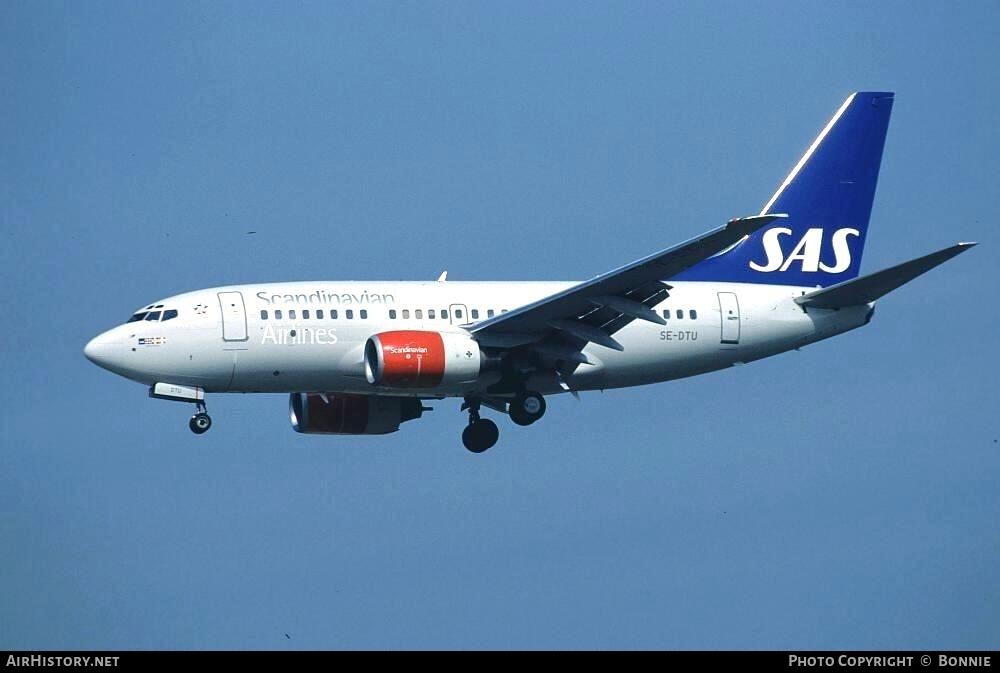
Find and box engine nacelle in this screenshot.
[364,330,482,389]
[289,393,424,435]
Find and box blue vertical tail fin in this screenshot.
[677,91,894,287]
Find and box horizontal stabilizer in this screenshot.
[795,242,976,309]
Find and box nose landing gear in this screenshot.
[148,384,213,435]
[189,401,212,435]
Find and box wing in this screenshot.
[470,215,784,361]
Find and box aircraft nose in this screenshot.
[84,330,121,369]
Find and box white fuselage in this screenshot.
[84,280,874,398]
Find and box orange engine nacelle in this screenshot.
[289,393,424,435]
[364,330,482,389]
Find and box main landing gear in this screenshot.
[189,401,212,435]
[508,392,546,426]
[460,391,547,453]
[461,398,499,453]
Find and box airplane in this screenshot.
[84,92,975,453]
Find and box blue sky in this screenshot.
[2,1,998,650]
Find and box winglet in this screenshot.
[721,213,788,250]
[437,271,448,283]
[796,242,977,309]
[726,213,787,237]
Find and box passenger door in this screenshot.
[449,303,470,326]
[218,291,248,342]
[717,292,740,345]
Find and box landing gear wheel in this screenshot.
[462,419,499,453]
[189,412,212,434]
[509,392,546,426]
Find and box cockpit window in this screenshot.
[128,305,178,323]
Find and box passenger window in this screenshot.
[360,309,367,319]
[471,309,479,319]
[402,309,410,319]
[441,309,448,319]
[662,309,670,319]
[161,309,178,321]
[145,311,161,321]
[289,309,297,320]
[260,310,268,320]
[302,310,310,319]
[127,312,148,323]
[275,310,283,320]
[330,310,338,319]
[487,309,495,318]
[690,309,697,320]
[676,310,684,319]
[501,309,508,313]
[415,310,423,319]
[346,310,354,319]
[316,309,324,319]
[428,309,435,319]
[389,309,397,319]
[455,309,462,319]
